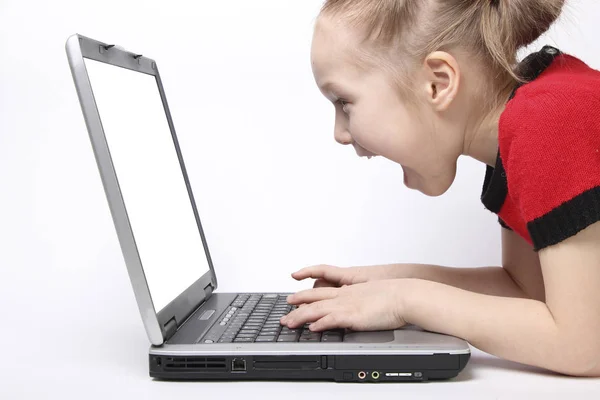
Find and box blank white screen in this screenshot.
[84,58,209,312]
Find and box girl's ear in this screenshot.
[423,51,460,111]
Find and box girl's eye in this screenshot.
[339,99,349,113]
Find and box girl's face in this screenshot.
[311,17,463,196]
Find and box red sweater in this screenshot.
[481,46,600,251]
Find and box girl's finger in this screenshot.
[281,300,336,328]
[287,287,339,305]
[292,265,343,284]
[309,313,348,332]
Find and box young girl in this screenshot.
[280,0,600,377]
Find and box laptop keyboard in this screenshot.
[200,294,344,344]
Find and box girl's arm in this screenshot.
[386,229,544,300]
[403,222,600,377]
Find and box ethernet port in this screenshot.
[232,358,247,372]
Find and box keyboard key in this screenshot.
[321,335,342,342]
[262,324,281,329]
[299,336,320,342]
[255,336,277,342]
[260,328,281,334]
[218,338,233,343]
[277,335,299,342]
[242,326,262,332]
[263,324,282,329]
[240,327,259,332]
[234,337,254,343]
[236,333,257,339]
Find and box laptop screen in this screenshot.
[84,58,210,312]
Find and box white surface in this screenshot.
[1,0,600,398]
[84,58,209,312]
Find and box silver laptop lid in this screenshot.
[66,34,217,345]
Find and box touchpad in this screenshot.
[343,330,395,343]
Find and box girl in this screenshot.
[280,0,600,377]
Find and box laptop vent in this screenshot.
[164,357,227,371]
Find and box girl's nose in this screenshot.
[334,128,353,145]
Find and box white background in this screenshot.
[1,0,599,398]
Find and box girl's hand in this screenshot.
[281,279,408,332]
[292,264,412,288]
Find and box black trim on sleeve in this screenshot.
[481,151,508,214]
[528,186,600,251]
[499,217,512,230]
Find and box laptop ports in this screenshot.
[371,371,380,380]
[232,358,247,372]
[358,371,366,380]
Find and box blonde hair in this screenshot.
[320,0,565,106]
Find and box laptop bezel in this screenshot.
[65,34,218,346]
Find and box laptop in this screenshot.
[65,34,470,382]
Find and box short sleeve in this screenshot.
[506,90,600,251]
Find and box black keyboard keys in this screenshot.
[300,329,321,342]
[215,294,347,344]
[321,330,344,342]
[233,337,254,343]
[255,335,277,342]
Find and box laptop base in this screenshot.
[149,353,470,382]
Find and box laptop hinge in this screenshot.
[164,317,178,340]
[204,283,214,299]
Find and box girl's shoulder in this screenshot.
[501,47,600,147]
[513,49,600,106]
[497,49,600,250]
